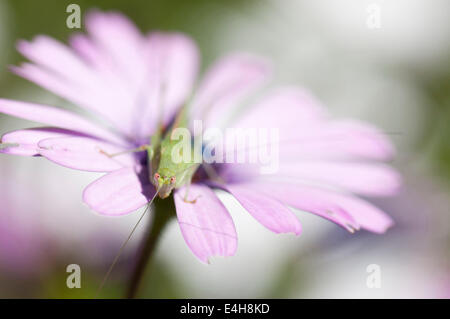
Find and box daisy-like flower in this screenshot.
[0,11,400,263]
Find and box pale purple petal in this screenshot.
[328,192,394,234]
[287,120,396,160]
[84,13,151,136]
[68,34,137,134]
[250,182,393,234]
[136,32,199,138]
[225,184,302,235]
[226,89,394,161]
[191,54,270,128]
[325,120,395,160]
[276,162,401,196]
[16,35,96,85]
[83,166,154,216]
[247,162,400,197]
[14,17,150,137]
[242,182,359,232]
[0,99,126,145]
[15,36,124,123]
[80,13,198,140]
[221,88,327,163]
[11,62,79,102]
[12,13,198,141]
[11,53,136,137]
[69,33,109,70]
[174,185,238,263]
[38,136,136,172]
[222,160,401,197]
[233,87,326,129]
[0,127,89,156]
[85,11,145,82]
[10,61,104,116]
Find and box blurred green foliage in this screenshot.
[417,65,450,183]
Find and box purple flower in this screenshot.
[0,11,400,263]
[0,178,47,273]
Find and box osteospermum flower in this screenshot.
[0,11,400,263]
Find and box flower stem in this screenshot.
[126,196,175,298]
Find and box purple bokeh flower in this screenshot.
[0,177,47,274]
[0,11,400,262]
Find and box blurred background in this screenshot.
[0,0,449,298]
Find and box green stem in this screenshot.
[125,196,175,299]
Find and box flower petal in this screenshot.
[11,53,136,137]
[191,54,270,128]
[12,13,199,141]
[85,11,145,82]
[328,192,394,234]
[136,32,199,138]
[84,11,158,137]
[233,87,326,129]
[308,120,396,160]
[0,99,126,145]
[14,15,149,137]
[226,89,394,161]
[250,182,393,234]
[0,127,89,156]
[225,184,302,235]
[16,35,96,86]
[38,136,136,172]
[174,185,237,263]
[83,166,154,216]
[69,33,109,70]
[241,182,359,232]
[276,162,401,196]
[276,120,396,161]
[222,160,400,197]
